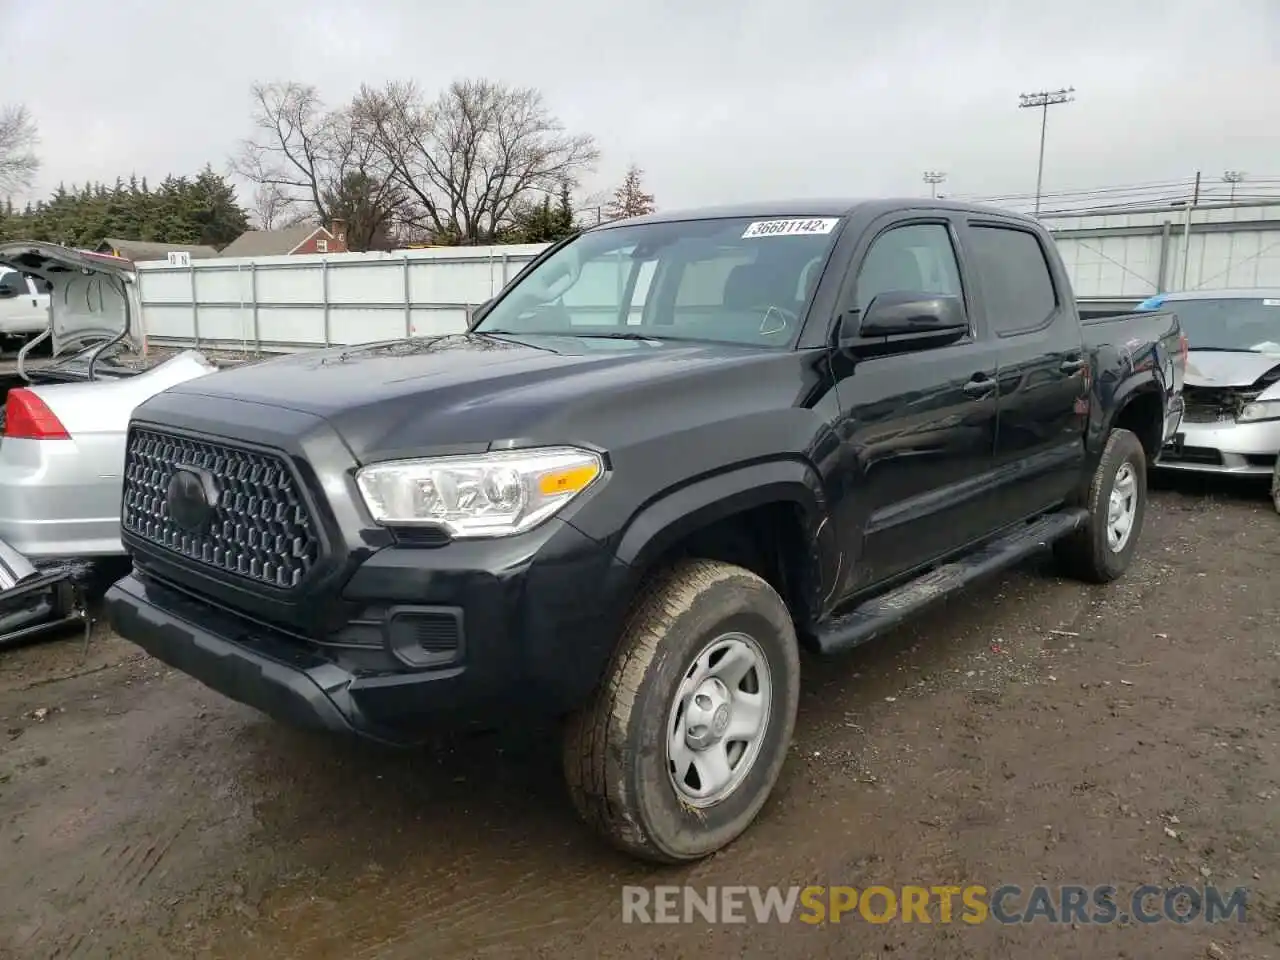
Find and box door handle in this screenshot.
[1060,356,1086,374]
[963,375,996,398]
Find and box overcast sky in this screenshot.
[4,0,1279,212]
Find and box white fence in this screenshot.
[135,203,1280,353]
[137,244,547,351]
[1044,201,1280,299]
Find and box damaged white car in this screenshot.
[0,242,218,646]
[1147,289,1280,477]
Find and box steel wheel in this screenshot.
[1107,461,1138,552]
[666,631,772,808]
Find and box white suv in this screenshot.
[0,267,51,346]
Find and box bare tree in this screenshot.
[356,78,599,244]
[232,82,402,249]
[250,182,305,230]
[604,165,656,222]
[0,104,40,196]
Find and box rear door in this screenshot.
[827,211,1003,595]
[961,218,1088,519]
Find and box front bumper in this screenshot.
[105,517,626,742]
[1157,417,1280,476]
[105,573,394,741]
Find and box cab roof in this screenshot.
[597,197,1035,229]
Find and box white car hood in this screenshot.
[1185,350,1280,389]
[0,241,139,355]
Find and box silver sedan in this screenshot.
[1147,289,1280,477]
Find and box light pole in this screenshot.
[1222,170,1245,202]
[1018,87,1075,216]
[923,171,946,198]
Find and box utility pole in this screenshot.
[1222,170,1245,202]
[1018,86,1075,216]
[923,171,947,198]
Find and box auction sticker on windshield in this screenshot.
[742,218,839,239]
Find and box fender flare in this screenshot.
[612,458,837,609]
[1092,369,1165,456]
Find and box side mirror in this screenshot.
[840,291,968,347]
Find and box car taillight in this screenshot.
[3,389,70,439]
[1179,332,1189,366]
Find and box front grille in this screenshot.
[1182,385,1261,424]
[122,428,321,589]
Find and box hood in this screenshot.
[0,241,140,355]
[1184,350,1280,389]
[163,333,782,462]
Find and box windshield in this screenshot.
[474,216,843,348]
[1153,297,1280,354]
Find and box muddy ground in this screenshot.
[2,474,1279,960]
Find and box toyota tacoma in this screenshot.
[105,198,1185,862]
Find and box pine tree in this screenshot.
[0,167,250,248]
[603,165,656,222]
[554,182,575,237]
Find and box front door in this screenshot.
[828,216,1001,598]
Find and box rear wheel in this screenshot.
[563,559,800,863]
[1054,427,1147,583]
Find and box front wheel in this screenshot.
[563,559,801,863]
[1054,427,1148,583]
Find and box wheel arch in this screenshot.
[611,458,836,639]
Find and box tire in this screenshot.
[1054,427,1147,583]
[563,558,801,863]
[1271,458,1280,514]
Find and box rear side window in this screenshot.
[968,225,1058,335]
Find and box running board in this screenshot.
[813,509,1089,656]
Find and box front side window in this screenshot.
[855,223,964,310]
[475,216,842,348]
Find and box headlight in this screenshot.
[355,446,604,538]
[1238,400,1280,423]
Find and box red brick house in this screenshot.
[219,220,349,257]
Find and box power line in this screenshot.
[1017,87,1075,215]
[964,177,1196,202]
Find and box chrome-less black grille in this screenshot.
[121,428,321,589]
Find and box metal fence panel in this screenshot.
[134,205,1280,353]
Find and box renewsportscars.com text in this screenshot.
[621,884,1248,925]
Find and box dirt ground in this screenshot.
[2,473,1279,960]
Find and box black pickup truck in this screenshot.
[105,199,1185,863]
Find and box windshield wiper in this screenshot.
[481,329,664,343]
[571,331,664,342]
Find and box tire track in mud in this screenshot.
[9,487,1280,959]
[45,815,194,960]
